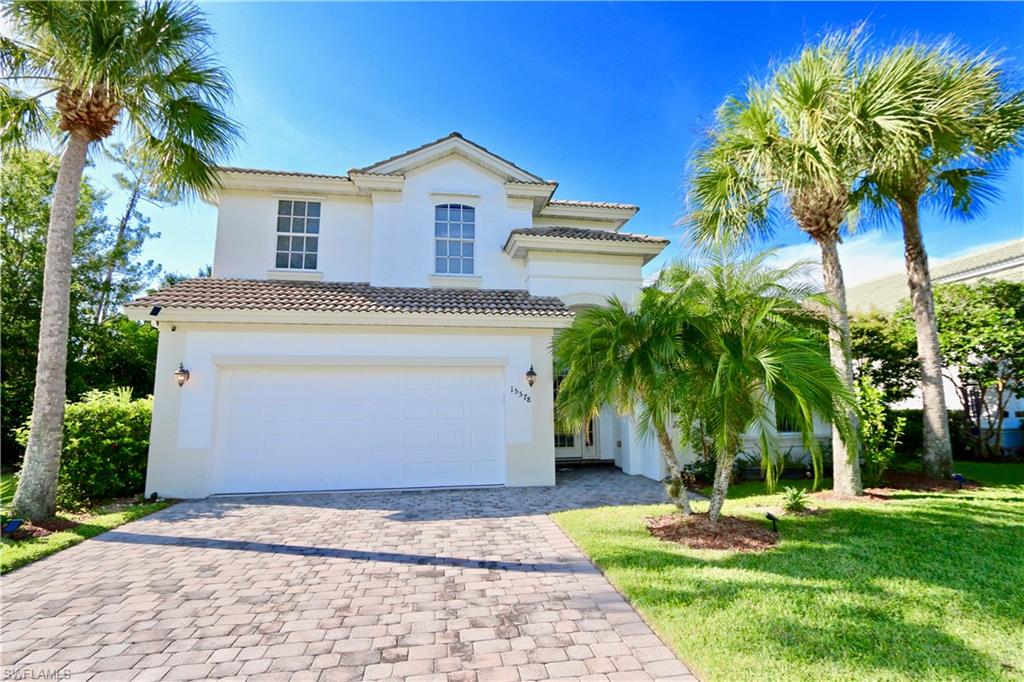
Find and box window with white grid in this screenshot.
[275,200,320,270]
[434,204,475,274]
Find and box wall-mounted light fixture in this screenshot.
[173,363,191,388]
[525,365,537,387]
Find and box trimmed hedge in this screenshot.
[16,388,151,508]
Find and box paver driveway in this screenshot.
[1,468,696,682]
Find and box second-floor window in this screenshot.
[276,200,320,270]
[435,204,475,274]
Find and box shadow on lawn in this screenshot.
[588,500,1022,679]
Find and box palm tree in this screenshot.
[855,43,1024,479]
[685,31,924,496]
[659,251,853,522]
[2,0,240,519]
[552,288,697,515]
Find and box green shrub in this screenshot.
[782,486,810,513]
[16,388,152,509]
[857,376,906,486]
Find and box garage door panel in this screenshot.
[213,365,505,493]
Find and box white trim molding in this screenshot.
[428,274,483,289]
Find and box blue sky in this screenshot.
[87,1,1024,285]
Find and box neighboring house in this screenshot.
[125,133,672,497]
[847,238,1024,449]
[846,238,1024,313]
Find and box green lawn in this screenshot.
[554,461,1024,682]
[1,494,172,574]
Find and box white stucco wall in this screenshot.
[146,322,557,498]
[213,191,373,282]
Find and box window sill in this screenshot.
[428,274,482,289]
[266,269,324,282]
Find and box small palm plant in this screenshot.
[2,0,240,518]
[552,288,698,514]
[554,249,852,524]
[660,251,853,522]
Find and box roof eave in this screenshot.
[503,234,667,264]
[123,305,573,329]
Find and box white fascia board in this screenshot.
[537,204,638,228]
[123,306,573,329]
[504,234,666,264]
[211,172,363,202]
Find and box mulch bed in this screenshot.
[814,470,982,503]
[5,516,81,540]
[647,513,779,552]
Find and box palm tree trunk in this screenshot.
[817,234,863,496]
[898,198,954,479]
[707,449,736,524]
[11,131,91,520]
[655,423,692,516]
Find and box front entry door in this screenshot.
[553,370,598,460]
[555,418,598,460]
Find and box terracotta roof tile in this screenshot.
[507,227,668,245]
[218,166,353,181]
[546,199,639,211]
[126,279,573,318]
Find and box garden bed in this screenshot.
[646,512,779,551]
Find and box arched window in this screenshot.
[434,204,475,274]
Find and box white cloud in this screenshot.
[766,231,907,287]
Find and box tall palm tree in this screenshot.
[856,43,1024,479]
[1,0,240,519]
[552,288,697,515]
[686,31,925,496]
[659,251,853,522]
[686,34,857,495]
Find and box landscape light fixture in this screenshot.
[173,363,191,388]
[765,512,779,533]
[525,365,537,387]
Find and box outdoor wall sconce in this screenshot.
[525,365,537,387]
[173,363,191,388]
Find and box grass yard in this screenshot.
[1,478,172,574]
[554,462,1024,682]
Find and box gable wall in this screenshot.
[369,157,531,288]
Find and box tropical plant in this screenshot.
[782,486,810,514]
[2,0,240,519]
[552,288,696,514]
[14,388,152,508]
[855,43,1024,479]
[856,375,906,486]
[659,251,853,522]
[684,30,905,496]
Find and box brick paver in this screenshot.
[1,468,696,681]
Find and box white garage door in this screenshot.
[212,365,505,493]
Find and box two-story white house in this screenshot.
[126,133,671,498]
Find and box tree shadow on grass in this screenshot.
[580,501,1023,680]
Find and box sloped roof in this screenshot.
[546,199,639,211]
[506,227,668,246]
[126,279,573,318]
[847,238,1024,312]
[352,131,546,182]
